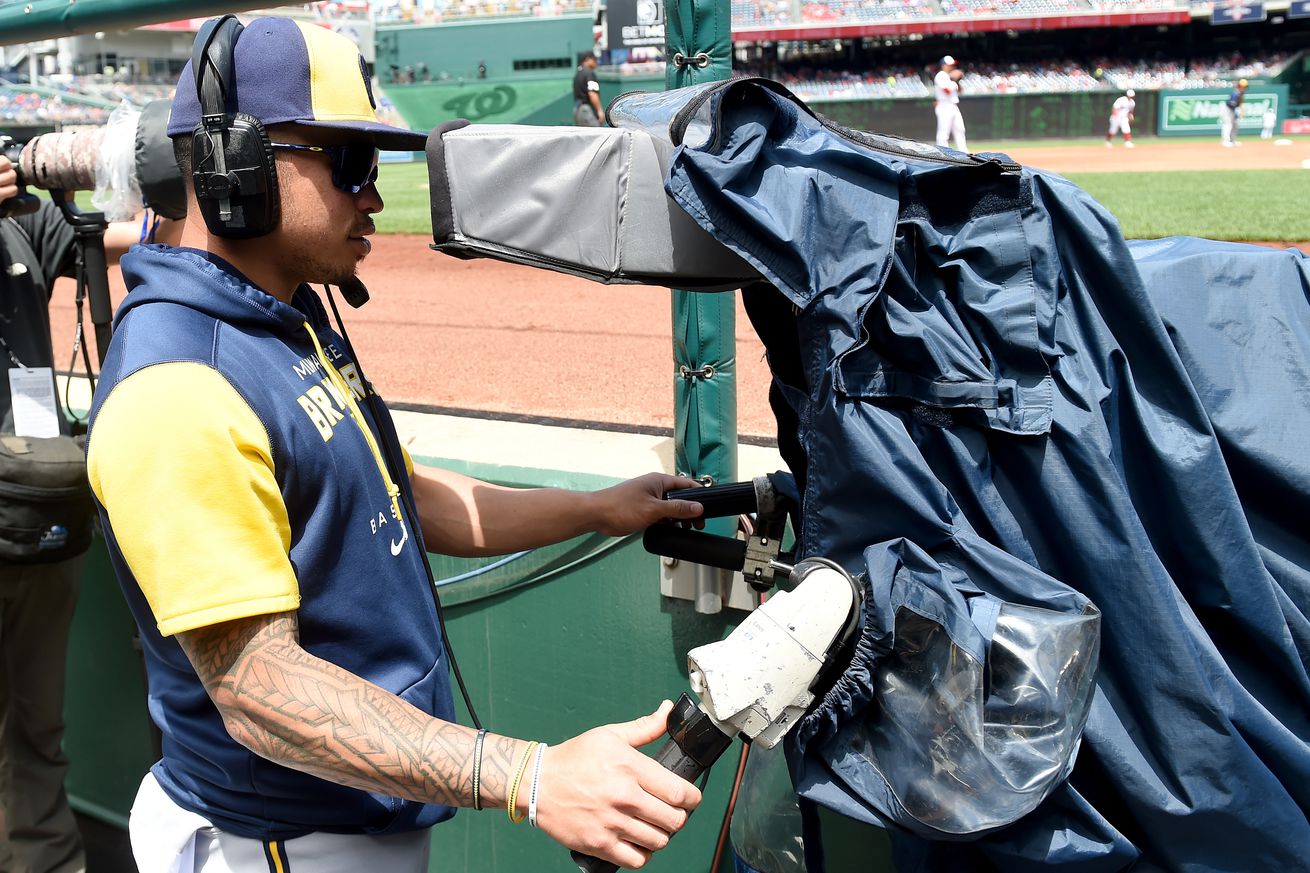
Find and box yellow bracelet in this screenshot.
[507,741,538,824]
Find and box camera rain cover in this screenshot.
[789,537,1100,840]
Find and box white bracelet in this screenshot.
[527,742,548,828]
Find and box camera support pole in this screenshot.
[51,194,113,368]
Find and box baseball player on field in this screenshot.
[933,55,967,152]
[1106,89,1136,148]
[1221,78,1248,147]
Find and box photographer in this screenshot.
[87,16,703,873]
[0,150,177,873]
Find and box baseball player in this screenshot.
[1261,104,1277,140]
[1106,89,1136,148]
[933,55,967,152]
[1221,78,1248,147]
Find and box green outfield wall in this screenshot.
[1274,50,1310,105]
[376,15,594,84]
[384,74,576,127]
[382,70,664,130]
[809,90,1160,142]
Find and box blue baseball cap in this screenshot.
[168,17,426,151]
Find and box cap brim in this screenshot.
[294,118,428,151]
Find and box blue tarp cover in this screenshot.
[654,79,1310,871]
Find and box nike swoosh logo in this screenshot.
[390,517,409,556]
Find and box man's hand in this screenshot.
[590,473,704,537]
[535,701,701,869]
[0,154,18,203]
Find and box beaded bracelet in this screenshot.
[507,741,538,824]
[527,742,548,828]
[471,728,488,811]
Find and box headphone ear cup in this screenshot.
[192,112,280,239]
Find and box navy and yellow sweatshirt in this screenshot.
[87,244,456,839]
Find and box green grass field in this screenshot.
[374,154,1310,243]
[971,134,1310,153]
[1064,170,1310,242]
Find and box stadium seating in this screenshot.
[739,50,1295,102]
[1087,0,1188,9]
[779,69,933,99]
[1099,50,1295,89]
[937,0,1088,17]
[727,0,1205,27]
[803,0,939,23]
[0,88,109,125]
[373,0,589,22]
[957,60,1104,94]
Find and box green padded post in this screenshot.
[666,0,738,529]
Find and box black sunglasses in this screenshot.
[269,142,380,194]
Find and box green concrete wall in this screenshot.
[383,75,575,128]
[381,70,664,130]
[377,15,594,84]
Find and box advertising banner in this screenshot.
[1291,0,1310,18]
[1211,1,1266,23]
[606,0,666,50]
[1157,86,1287,136]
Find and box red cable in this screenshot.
[710,560,766,873]
[711,739,752,873]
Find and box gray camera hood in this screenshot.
[427,119,760,292]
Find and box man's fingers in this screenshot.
[624,783,694,834]
[598,840,652,871]
[665,499,703,520]
[615,815,673,853]
[613,700,673,748]
[635,758,702,813]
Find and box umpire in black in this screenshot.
[573,51,605,127]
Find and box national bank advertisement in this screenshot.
[1157,85,1288,136]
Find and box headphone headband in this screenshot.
[189,14,279,239]
[193,15,242,128]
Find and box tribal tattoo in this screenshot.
[176,611,528,810]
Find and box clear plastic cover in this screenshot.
[91,100,144,222]
[730,743,806,873]
[608,82,720,149]
[864,602,1099,834]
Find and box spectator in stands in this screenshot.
[934,54,967,151]
[1221,77,1247,147]
[572,50,604,127]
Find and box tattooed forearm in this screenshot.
[177,612,529,810]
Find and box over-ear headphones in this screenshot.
[191,15,280,239]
